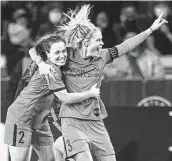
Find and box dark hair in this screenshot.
[13,8,33,29]
[34,34,66,61]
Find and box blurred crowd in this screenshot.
[1,1,172,102]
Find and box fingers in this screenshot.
[160,19,168,26]
[158,11,163,21]
[162,19,168,24]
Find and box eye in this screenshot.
[96,38,101,42]
[55,51,60,55]
[62,49,67,53]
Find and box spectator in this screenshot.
[104,31,165,79]
[36,2,63,39]
[112,2,162,56]
[1,8,33,102]
[95,11,117,48]
[113,3,138,44]
[1,1,22,38]
[152,2,172,55]
[23,1,44,41]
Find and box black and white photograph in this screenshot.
[1,1,172,161]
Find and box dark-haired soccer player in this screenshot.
[4,34,100,161]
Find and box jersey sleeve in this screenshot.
[101,47,119,64]
[48,70,66,92]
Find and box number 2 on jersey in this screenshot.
[19,131,25,143]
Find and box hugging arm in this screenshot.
[54,84,100,104]
[29,48,56,81]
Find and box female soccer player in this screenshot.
[29,5,167,161]
[4,34,100,161]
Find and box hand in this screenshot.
[38,62,56,83]
[90,83,100,97]
[150,11,168,32]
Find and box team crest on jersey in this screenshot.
[93,108,100,116]
[137,96,172,107]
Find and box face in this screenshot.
[8,23,31,45]
[154,4,169,18]
[47,41,67,66]
[85,30,104,58]
[48,8,62,24]
[121,6,136,22]
[96,12,109,30]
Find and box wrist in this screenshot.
[145,28,153,36]
[149,27,154,33]
[88,90,94,97]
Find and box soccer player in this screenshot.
[29,5,167,161]
[4,34,100,161]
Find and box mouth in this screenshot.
[96,47,102,53]
[57,57,66,63]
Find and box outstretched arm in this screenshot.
[115,12,168,57]
[54,84,100,104]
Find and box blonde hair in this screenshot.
[58,4,98,49]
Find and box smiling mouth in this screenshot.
[57,58,66,63]
[97,47,102,53]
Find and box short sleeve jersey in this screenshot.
[59,47,118,120]
[6,61,65,129]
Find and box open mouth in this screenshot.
[97,47,102,53]
[57,57,66,63]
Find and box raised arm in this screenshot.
[29,47,56,80]
[54,84,100,104]
[116,12,168,57]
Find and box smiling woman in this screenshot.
[34,34,67,66]
[46,41,67,66]
[28,4,168,161]
[4,33,100,161]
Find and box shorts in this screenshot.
[4,119,54,147]
[61,118,115,158]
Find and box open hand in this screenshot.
[90,83,100,97]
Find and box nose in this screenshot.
[59,52,65,57]
[100,40,104,46]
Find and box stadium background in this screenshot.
[1,1,172,161]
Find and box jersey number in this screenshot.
[66,140,72,152]
[19,131,24,143]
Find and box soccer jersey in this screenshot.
[5,61,65,130]
[59,48,118,120]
